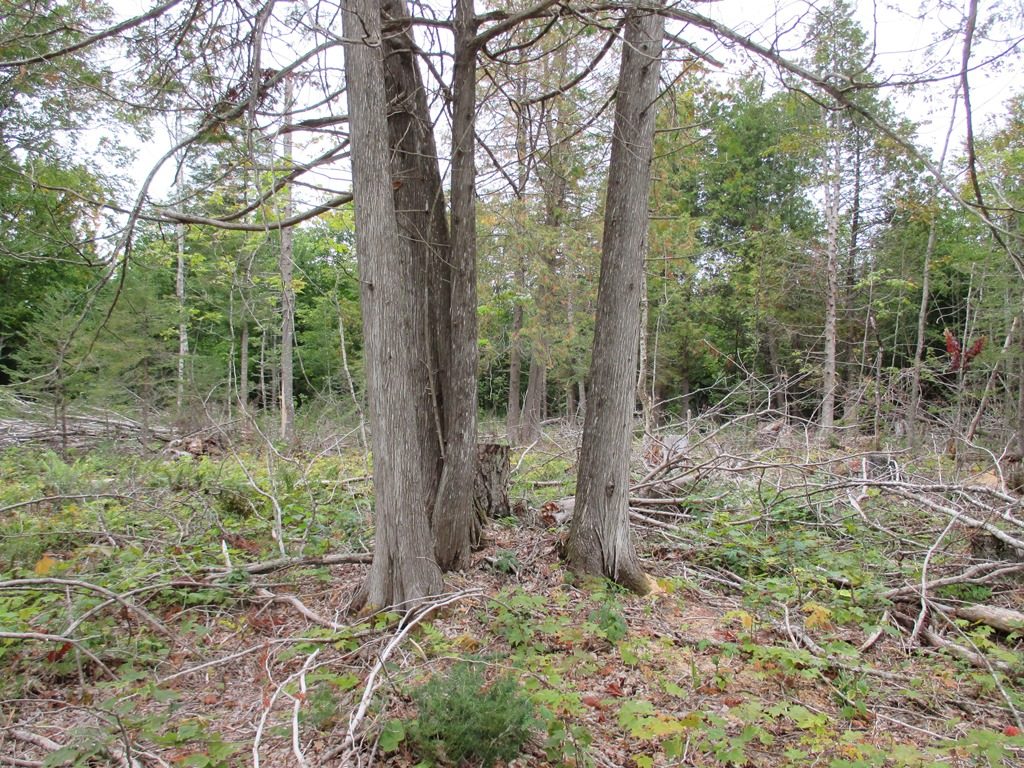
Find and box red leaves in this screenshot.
[966,335,986,365]
[944,328,960,360]
[944,329,986,372]
[604,680,625,697]
[44,642,73,663]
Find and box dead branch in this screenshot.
[949,604,1024,634]
[322,589,484,766]
[0,578,173,641]
[0,631,114,679]
[885,561,1024,599]
[201,551,372,577]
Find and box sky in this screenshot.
[98,0,1023,204]
[693,0,1021,157]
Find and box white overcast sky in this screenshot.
[695,0,1022,155]
[100,0,1022,201]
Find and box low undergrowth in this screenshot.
[0,434,1021,767]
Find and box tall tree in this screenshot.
[279,76,296,445]
[343,0,443,608]
[567,0,665,593]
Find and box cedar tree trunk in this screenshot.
[566,0,664,594]
[432,0,480,569]
[344,0,442,609]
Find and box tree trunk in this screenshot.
[279,76,296,446]
[820,136,841,438]
[258,329,268,411]
[344,0,442,609]
[239,321,249,423]
[473,442,511,548]
[520,350,545,443]
[637,258,653,434]
[175,215,188,422]
[173,114,190,428]
[1018,316,1024,458]
[506,68,530,443]
[908,215,937,447]
[337,299,367,451]
[507,297,523,439]
[567,1,664,594]
[381,0,447,508]
[432,0,480,571]
[966,315,1019,444]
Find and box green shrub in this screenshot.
[407,662,535,767]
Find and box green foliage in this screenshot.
[490,548,522,575]
[406,662,536,768]
[587,600,628,643]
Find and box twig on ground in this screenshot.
[322,589,483,766]
[0,577,174,642]
[202,551,372,577]
[0,631,115,679]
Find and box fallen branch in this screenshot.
[0,578,173,642]
[949,604,1024,633]
[920,626,1020,676]
[5,726,142,768]
[322,589,483,765]
[202,551,372,577]
[885,561,1024,599]
[253,587,349,631]
[0,631,114,679]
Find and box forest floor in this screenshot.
[0,417,1022,767]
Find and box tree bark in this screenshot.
[820,134,841,438]
[473,442,511,547]
[279,76,296,446]
[344,0,442,609]
[520,350,545,443]
[381,0,448,507]
[908,215,937,447]
[567,1,664,594]
[432,0,480,571]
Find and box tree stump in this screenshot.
[472,442,510,549]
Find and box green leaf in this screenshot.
[43,747,83,767]
[379,719,405,753]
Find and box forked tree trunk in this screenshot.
[381,0,478,571]
[344,0,442,609]
[567,1,664,594]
